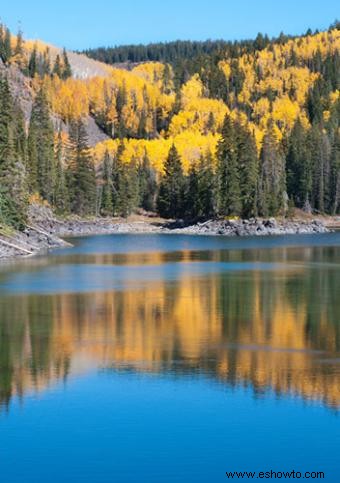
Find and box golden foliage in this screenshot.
[94,132,220,172]
[11,27,340,171]
[168,75,229,136]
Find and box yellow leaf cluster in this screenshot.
[168,75,228,136]
[49,77,89,120]
[94,132,219,172]
[132,62,174,92]
[14,27,340,173]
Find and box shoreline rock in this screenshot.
[169,218,330,236]
[0,225,70,260]
[0,205,333,261]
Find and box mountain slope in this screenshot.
[0,22,339,229]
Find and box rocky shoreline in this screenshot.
[167,218,330,236]
[0,204,334,261]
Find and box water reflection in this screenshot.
[0,237,340,411]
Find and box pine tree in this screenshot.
[185,162,200,219]
[0,25,3,62]
[0,27,12,64]
[28,87,55,202]
[53,54,62,77]
[121,158,140,217]
[234,120,259,218]
[286,118,312,207]
[217,115,242,217]
[137,109,148,139]
[162,63,172,94]
[100,150,113,216]
[197,151,216,218]
[111,141,125,215]
[306,81,324,124]
[259,119,287,216]
[67,119,96,216]
[54,131,69,214]
[205,112,216,134]
[12,99,27,166]
[116,83,128,138]
[42,47,51,76]
[309,123,331,213]
[61,48,72,79]
[0,76,28,229]
[28,46,38,78]
[14,29,24,56]
[157,144,185,219]
[138,151,157,211]
[330,130,340,214]
[13,28,27,73]
[110,143,139,217]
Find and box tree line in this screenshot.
[82,33,295,72]
[82,23,338,94]
[155,113,339,220]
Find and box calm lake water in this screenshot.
[0,233,340,482]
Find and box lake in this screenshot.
[0,233,339,482]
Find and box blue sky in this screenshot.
[1,0,339,49]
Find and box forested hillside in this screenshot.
[0,22,339,230]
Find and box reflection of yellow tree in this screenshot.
[1,249,339,409]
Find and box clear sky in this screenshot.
[1,0,339,50]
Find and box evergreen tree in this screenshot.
[162,63,173,94]
[138,151,157,211]
[13,28,27,73]
[61,48,72,79]
[111,141,125,215]
[67,119,97,216]
[286,118,312,207]
[157,144,185,218]
[309,123,331,213]
[259,119,287,216]
[217,115,242,216]
[12,99,27,165]
[205,112,216,134]
[0,25,3,62]
[121,158,140,217]
[28,46,38,78]
[52,54,62,77]
[110,144,140,218]
[54,131,69,214]
[185,163,200,219]
[14,30,24,57]
[100,150,113,216]
[234,120,259,218]
[330,130,340,214]
[137,109,148,139]
[27,87,55,202]
[115,83,128,138]
[197,151,216,218]
[0,26,12,64]
[42,48,51,76]
[0,76,28,229]
[306,82,324,124]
